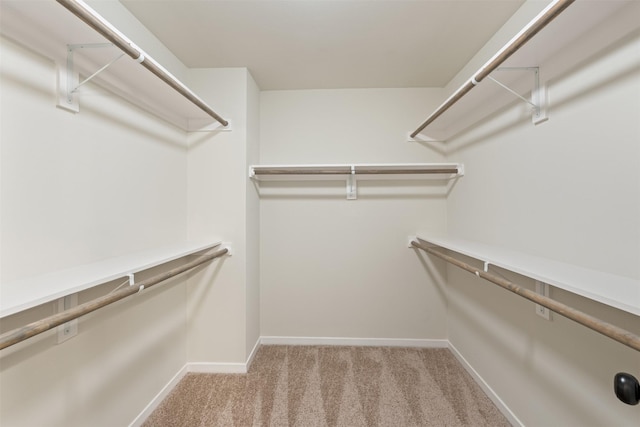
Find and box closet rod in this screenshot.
[411,239,640,352]
[254,167,351,175]
[356,167,459,175]
[410,0,574,138]
[56,0,229,127]
[0,247,228,351]
[253,167,460,175]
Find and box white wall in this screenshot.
[1,2,262,424]
[259,88,450,341]
[443,0,551,95]
[87,0,188,81]
[186,68,260,364]
[246,73,261,356]
[444,2,640,425]
[4,1,638,426]
[0,33,189,426]
[1,21,261,427]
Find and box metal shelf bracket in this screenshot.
[347,165,357,200]
[487,67,548,125]
[57,43,121,113]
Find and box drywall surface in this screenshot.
[0,34,189,427]
[443,0,551,95]
[444,3,640,425]
[259,88,450,340]
[246,72,261,356]
[186,68,259,363]
[88,0,188,81]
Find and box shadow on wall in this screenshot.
[444,266,596,423]
[186,128,231,150]
[445,28,640,155]
[185,254,227,317]
[411,248,448,306]
[1,36,187,150]
[255,179,461,200]
[445,260,640,426]
[0,260,197,370]
[0,276,190,424]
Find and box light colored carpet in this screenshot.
[143,345,510,426]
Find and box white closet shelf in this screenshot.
[250,163,464,181]
[410,0,634,141]
[416,235,640,317]
[0,239,222,318]
[0,1,226,132]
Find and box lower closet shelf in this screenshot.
[416,234,640,316]
[0,239,222,318]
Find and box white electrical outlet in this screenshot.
[57,294,78,343]
[535,281,552,320]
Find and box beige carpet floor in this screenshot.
[143,345,510,426]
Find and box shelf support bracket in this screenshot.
[487,67,548,125]
[346,165,357,200]
[57,43,121,113]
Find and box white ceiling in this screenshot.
[121,0,525,90]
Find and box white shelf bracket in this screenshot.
[346,165,357,200]
[57,294,78,344]
[128,272,144,293]
[487,67,548,125]
[57,43,121,113]
[535,281,552,320]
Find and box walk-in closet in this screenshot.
[1,1,638,426]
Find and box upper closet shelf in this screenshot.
[0,0,228,132]
[0,239,222,318]
[410,0,634,142]
[250,163,464,181]
[416,235,640,317]
[250,163,463,199]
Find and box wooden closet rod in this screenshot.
[411,239,640,352]
[56,0,229,127]
[0,247,228,351]
[355,167,459,175]
[410,0,575,138]
[254,167,351,175]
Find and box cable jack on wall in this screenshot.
[486,67,548,125]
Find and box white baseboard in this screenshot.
[187,362,247,374]
[448,342,522,427]
[260,336,448,348]
[188,337,263,374]
[246,337,261,371]
[130,337,261,425]
[129,364,189,427]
